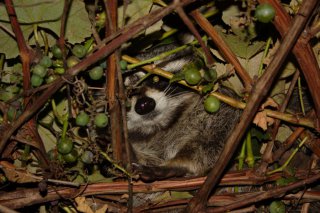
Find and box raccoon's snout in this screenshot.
[134,96,156,115]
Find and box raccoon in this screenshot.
[125,44,241,181]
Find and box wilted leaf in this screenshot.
[75,196,109,213]
[0,162,40,183]
[253,111,274,131]
[210,48,225,62]
[261,98,279,110]
[75,197,94,213]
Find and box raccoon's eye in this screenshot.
[135,96,156,115]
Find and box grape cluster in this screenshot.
[179,61,221,112]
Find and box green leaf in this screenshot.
[221,33,265,59]
[0,0,91,58]
[118,0,153,27]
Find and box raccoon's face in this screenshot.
[126,74,192,136]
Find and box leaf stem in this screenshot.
[258,36,272,77]
[245,130,254,168]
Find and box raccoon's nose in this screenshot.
[135,96,156,115]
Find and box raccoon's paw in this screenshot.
[131,163,187,182]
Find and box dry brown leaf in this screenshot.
[75,196,109,213]
[253,111,275,131]
[0,161,40,183]
[261,98,279,110]
[75,197,94,213]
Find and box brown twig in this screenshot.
[187,1,319,212]
[105,0,123,163]
[190,10,253,92]
[0,168,317,209]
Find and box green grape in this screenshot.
[39,56,52,68]
[76,111,90,127]
[255,4,276,23]
[72,44,87,58]
[184,68,201,85]
[63,149,78,163]
[53,59,63,68]
[89,66,104,80]
[67,56,80,68]
[54,67,65,75]
[46,75,58,84]
[81,150,94,164]
[204,68,217,82]
[204,96,221,113]
[57,137,73,154]
[51,45,63,59]
[32,64,47,78]
[94,113,108,128]
[31,74,44,87]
